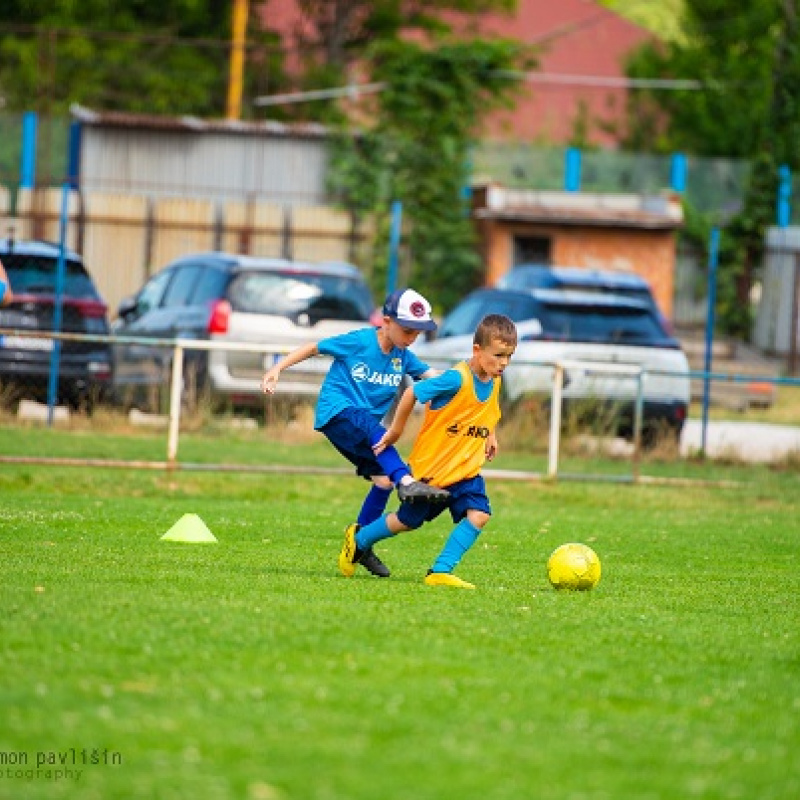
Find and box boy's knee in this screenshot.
[372,475,393,490]
[468,511,490,529]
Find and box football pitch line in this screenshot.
[0,454,743,488]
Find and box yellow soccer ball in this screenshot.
[547,543,601,591]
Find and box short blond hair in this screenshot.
[474,314,517,347]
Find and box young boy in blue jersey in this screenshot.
[338,314,517,588]
[261,288,450,578]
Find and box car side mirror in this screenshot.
[117,295,138,319]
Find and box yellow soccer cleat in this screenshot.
[338,522,361,578]
[424,571,475,589]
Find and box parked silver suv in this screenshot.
[415,287,690,445]
[112,253,375,409]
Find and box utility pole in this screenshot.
[226,0,249,120]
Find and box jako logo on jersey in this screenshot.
[351,362,403,387]
[446,422,490,439]
[465,425,490,439]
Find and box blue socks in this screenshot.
[357,485,393,526]
[356,514,483,571]
[368,429,411,485]
[431,519,481,574]
[355,515,394,551]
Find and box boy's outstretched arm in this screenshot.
[261,342,319,394]
[372,385,417,454]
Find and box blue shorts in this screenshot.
[318,407,386,480]
[397,474,491,530]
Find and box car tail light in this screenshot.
[70,298,108,318]
[208,299,231,334]
[68,299,109,333]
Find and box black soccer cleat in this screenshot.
[397,481,450,505]
[359,547,391,578]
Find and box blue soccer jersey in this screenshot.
[314,327,430,429]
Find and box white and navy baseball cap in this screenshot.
[382,288,437,331]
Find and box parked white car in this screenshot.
[415,287,690,443]
[112,253,376,409]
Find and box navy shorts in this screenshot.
[318,407,386,480]
[396,474,491,530]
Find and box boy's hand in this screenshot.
[372,428,400,455]
[261,368,280,394]
[485,433,499,461]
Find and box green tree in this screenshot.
[328,37,530,310]
[0,1,280,116]
[622,0,800,337]
[264,0,517,126]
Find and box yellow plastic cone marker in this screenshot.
[160,513,218,543]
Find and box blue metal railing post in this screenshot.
[387,200,402,294]
[20,111,38,188]
[701,226,720,454]
[777,164,791,227]
[67,121,82,189]
[564,148,581,192]
[670,153,687,193]
[46,183,71,426]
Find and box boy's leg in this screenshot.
[424,518,482,589]
[339,513,406,578]
[352,481,394,577]
[366,429,450,505]
[322,409,449,506]
[320,414,393,576]
[424,477,491,589]
[339,504,428,578]
[358,484,393,526]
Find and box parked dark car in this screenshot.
[0,238,113,408]
[111,252,376,409]
[415,287,690,443]
[497,264,672,332]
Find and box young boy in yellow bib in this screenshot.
[338,313,517,588]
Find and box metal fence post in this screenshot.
[548,364,564,479]
[632,372,644,482]
[167,343,184,467]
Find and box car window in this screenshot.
[439,292,539,338]
[191,267,228,306]
[227,271,372,321]
[537,302,665,344]
[135,269,173,315]
[2,254,101,300]
[500,267,657,310]
[161,264,204,308]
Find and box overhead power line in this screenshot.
[252,73,707,106]
[253,82,387,106]
[498,71,705,90]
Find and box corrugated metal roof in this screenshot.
[474,185,684,230]
[70,104,331,139]
[474,205,682,230]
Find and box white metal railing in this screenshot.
[0,327,656,479]
[7,327,782,481]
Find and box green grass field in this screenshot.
[1,428,799,800]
